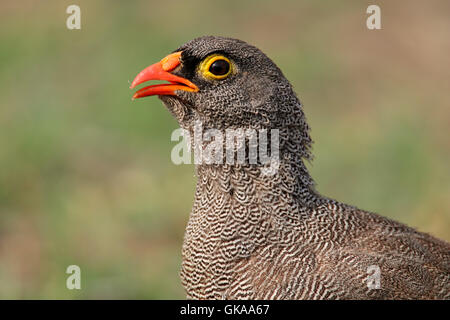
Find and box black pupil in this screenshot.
[209,59,230,76]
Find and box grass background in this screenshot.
[0,0,449,298]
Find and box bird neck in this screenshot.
[194,145,322,208]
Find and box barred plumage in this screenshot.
[134,36,450,299]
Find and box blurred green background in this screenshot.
[0,0,449,299]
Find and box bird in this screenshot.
[130,36,450,299]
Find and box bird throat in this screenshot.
[180,127,323,298]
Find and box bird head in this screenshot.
[130,36,310,134]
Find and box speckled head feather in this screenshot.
[161,36,313,157]
[159,36,315,192]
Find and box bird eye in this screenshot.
[199,54,233,80]
[209,59,229,76]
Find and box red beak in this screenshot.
[130,51,199,99]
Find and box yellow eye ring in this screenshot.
[199,54,233,80]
